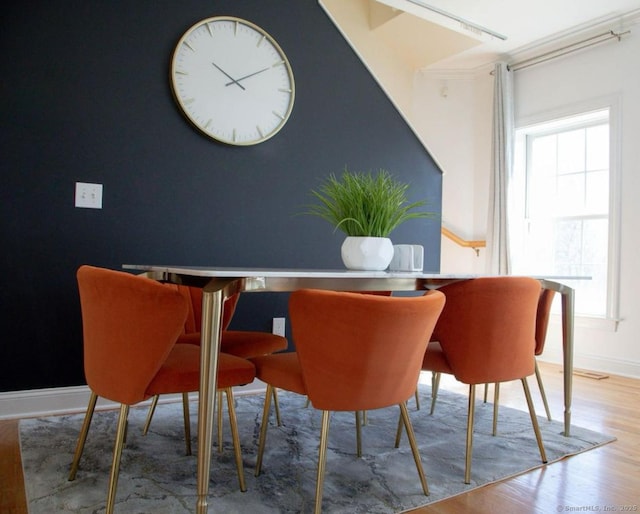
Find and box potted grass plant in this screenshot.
[304,168,436,270]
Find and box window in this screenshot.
[510,108,618,321]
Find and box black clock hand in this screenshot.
[212,62,245,90]
[224,66,270,87]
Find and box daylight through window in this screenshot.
[511,109,613,318]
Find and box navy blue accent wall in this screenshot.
[0,1,442,392]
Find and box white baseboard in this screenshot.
[3,354,636,421]
[537,350,640,379]
[0,381,267,421]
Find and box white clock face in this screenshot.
[170,17,295,146]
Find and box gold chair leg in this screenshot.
[492,383,500,436]
[68,391,98,481]
[355,411,362,457]
[393,399,411,448]
[483,383,489,403]
[224,387,247,492]
[394,408,404,448]
[142,395,159,436]
[217,390,224,453]
[255,384,274,476]
[414,388,421,410]
[273,387,282,426]
[314,410,331,514]
[430,372,441,415]
[106,404,129,514]
[182,392,192,456]
[535,360,553,421]
[464,384,476,484]
[521,377,548,463]
[399,402,429,495]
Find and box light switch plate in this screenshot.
[75,182,103,209]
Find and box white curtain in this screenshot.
[486,62,514,274]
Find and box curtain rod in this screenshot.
[508,29,630,72]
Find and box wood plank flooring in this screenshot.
[1,362,638,513]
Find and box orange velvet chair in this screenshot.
[143,285,288,446]
[69,266,256,513]
[303,290,392,453]
[429,287,557,428]
[252,288,445,514]
[481,287,557,432]
[421,276,548,484]
[532,287,556,420]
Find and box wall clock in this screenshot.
[170,16,295,146]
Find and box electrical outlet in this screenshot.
[75,182,103,209]
[272,317,286,337]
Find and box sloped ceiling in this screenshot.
[368,2,480,69]
[321,0,640,71]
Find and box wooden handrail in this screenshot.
[441,227,486,256]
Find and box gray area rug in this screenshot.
[20,386,615,513]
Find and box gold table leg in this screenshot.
[195,284,225,514]
[561,286,575,436]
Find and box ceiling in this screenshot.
[365,0,640,70]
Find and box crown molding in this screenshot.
[506,8,640,66]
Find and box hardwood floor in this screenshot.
[0,417,27,514]
[411,363,640,514]
[1,362,638,513]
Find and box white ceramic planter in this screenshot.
[341,236,394,271]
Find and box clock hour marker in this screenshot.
[204,119,212,129]
[234,21,239,35]
[272,60,286,68]
[257,35,266,48]
[183,98,195,105]
[184,41,195,52]
[206,23,214,37]
[273,111,285,120]
[257,126,264,138]
[175,70,188,76]
[278,88,292,93]
[232,129,237,142]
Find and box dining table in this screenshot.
[123,265,576,514]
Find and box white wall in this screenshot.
[412,71,490,274]
[413,29,640,378]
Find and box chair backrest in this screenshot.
[535,288,556,356]
[167,285,239,334]
[289,288,445,411]
[431,277,541,385]
[77,265,189,405]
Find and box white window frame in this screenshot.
[512,97,621,331]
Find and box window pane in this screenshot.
[576,217,608,316]
[557,129,585,174]
[512,109,611,318]
[528,174,557,218]
[586,170,609,214]
[530,135,557,178]
[528,135,558,218]
[556,173,584,215]
[553,218,608,316]
[583,218,608,271]
[586,124,609,171]
[518,219,555,271]
[553,219,583,273]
